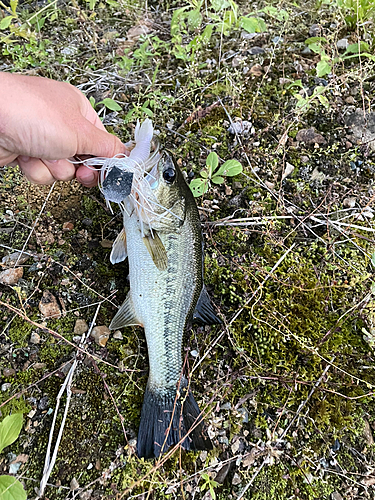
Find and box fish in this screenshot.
[107,120,221,459]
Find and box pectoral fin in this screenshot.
[193,286,221,325]
[109,294,142,330]
[143,231,168,271]
[110,228,127,264]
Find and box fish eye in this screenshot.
[162,167,176,184]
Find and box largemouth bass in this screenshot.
[108,123,221,458]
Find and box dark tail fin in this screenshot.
[137,380,212,459]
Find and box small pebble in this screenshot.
[113,330,123,340]
[74,319,89,335]
[70,478,79,490]
[3,368,15,377]
[232,473,242,485]
[90,326,110,347]
[336,38,348,49]
[63,222,74,231]
[1,383,11,391]
[343,197,356,208]
[39,290,61,319]
[0,267,23,285]
[30,332,41,344]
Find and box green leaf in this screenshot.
[0,476,26,500]
[98,98,122,112]
[206,152,219,177]
[304,36,326,45]
[0,16,15,30]
[345,41,370,54]
[316,59,331,77]
[239,16,261,33]
[210,0,231,12]
[211,175,224,184]
[200,169,208,179]
[202,23,213,42]
[9,0,18,14]
[189,178,209,197]
[262,5,289,21]
[143,107,154,117]
[371,253,375,269]
[317,94,329,108]
[308,42,324,54]
[216,159,242,177]
[187,9,202,30]
[0,414,23,453]
[89,96,96,109]
[171,6,189,36]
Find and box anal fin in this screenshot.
[193,286,221,325]
[143,231,168,271]
[110,228,127,264]
[109,293,142,330]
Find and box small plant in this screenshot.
[89,97,122,112]
[189,152,242,197]
[305,36,375,78]
[200,472,219,499]
[336,0,375,29]
[0,413,26,500]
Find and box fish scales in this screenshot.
[107,121,221,459]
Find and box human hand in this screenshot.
[0,72,127,187]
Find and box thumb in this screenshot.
[77,119,126,158]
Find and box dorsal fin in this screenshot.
[142,231,168,271]
[110,228,127,264]
[193,286,221,325]
[109,294,142,330]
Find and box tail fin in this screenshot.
[137,380,212,459]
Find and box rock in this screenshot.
[39,290,61,319]
[2,252,30,266]
[62,222,74,231]
[249,64,263,76]
[113,330,123,340]
[33,363,46,370]
[248,46,264,55]
[363,210,374,219]
[70,478,79,490]
[343,197,356,208]
[0,267,23,285]
[232,473,242,485]
[91,326,110,347]
[1,383,11,391]
[345,109,375,150]
[345,96,355,104]
[264,181,275,190]
[74,319,89,335]
[309,23,322,37]
[296,128,326,145]
[3,368,15,377]
[215,462,232,484]
[30,332,41,344]
[45,232,55,245]
[331,493,343,500]
[282,162,295,180]
[100,239,113,248]
[227,120,252,135]
[79,490,93,500]
[336,38,348,50]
